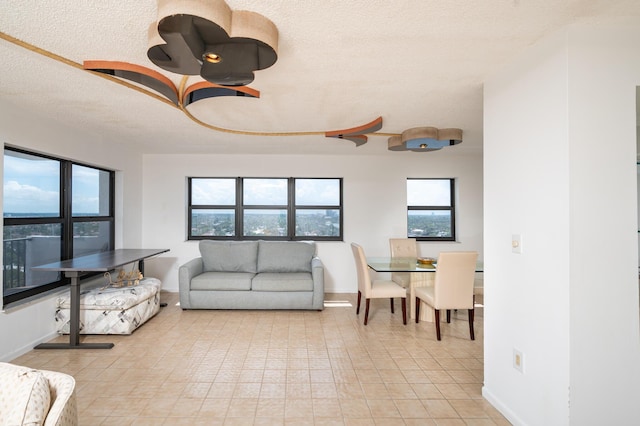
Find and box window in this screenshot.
[407,178,456,241]
[188,177,342,241]
[3,147,115,306]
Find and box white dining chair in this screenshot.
[351,242,407,325]
[415,251,478,340]
[389,238,417,288]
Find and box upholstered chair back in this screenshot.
[389,238,417,258]
[433,251,478,310]
[351,243,372,298]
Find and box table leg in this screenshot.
[139,259,166,307]
[35,272,114,350]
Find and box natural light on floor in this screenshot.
[323,300,353,308]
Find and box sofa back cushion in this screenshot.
[200,240,258,273]
[0,363,51,426]
[257,241,316,273]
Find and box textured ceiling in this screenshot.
[1,0,639,155]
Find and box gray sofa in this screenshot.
[179,240,324,310]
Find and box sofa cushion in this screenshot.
[251,272,314,291]
[200,241,258,273]
[0,363,51,426]
[257,241,315,273]
[191,271,254,291]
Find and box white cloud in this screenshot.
[3,180,59,213]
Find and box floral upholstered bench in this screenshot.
[55,277,162,335]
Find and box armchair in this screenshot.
[0,362,77,426]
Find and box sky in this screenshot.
[4,157,448,215]
[3,152,102,215]
[191,178,341,206]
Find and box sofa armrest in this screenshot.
[178,257,203,309]
[311,256,325,310]
[43,369,77,426]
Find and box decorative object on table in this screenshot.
[103,267,143,289]
[417,257,436,266]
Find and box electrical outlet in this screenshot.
[513,349,524,373]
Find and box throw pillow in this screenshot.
[0,364,51,426]
[199,240,259,273]
[257,241,315,273]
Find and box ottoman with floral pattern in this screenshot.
[55,277,162,335]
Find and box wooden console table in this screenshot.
[32,248,169,350]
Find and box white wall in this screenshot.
[484,22,640,425]
[141,152,483,293]
[0,100,484,362]
[0,102,145,361]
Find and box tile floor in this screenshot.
[11,293,510,425]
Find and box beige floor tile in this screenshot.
[423,399,459,418]
[411,383,445,400]
[336,383,365,399]
[255,398,286,417]
[226,398,258,417]
[394,399,430,419]
[435,383,472,400]
[198,397,230,417]
[312,398,342,417]
[311,382,339,399]
[361,382,391,399]
[284,398,314,418]
[339,398,371,418]
[11,292,510,425]
[286,382,312,399]
[385,382,418,399]
[433,419,466,425]
[367,399,402,418]
[260,383,287,398]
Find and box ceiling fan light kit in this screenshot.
[388,127,463,152]
[147,0,278,86]
[4,0,464,151]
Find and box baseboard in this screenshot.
[482,385,527,426]
[0,330,60,363]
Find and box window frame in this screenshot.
[3,147,115,306]
[406,178,456,242]
[188,177,343,241]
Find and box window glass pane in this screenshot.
[295,209,340,237]
[3,151,60,218]
[408,210,452,238]
[243,209,287,236]
[243,179,287,205]
[407,179,451,206]
[72,165,110,216]
[191,209,235,237]
[73,221,112,257]
[295,179,340,206]
[192,178,235,205]
[3,224,62,295]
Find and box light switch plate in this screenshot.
[512,234,522,254]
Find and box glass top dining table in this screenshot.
[366,257,483,321]
[366,257,484,273]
